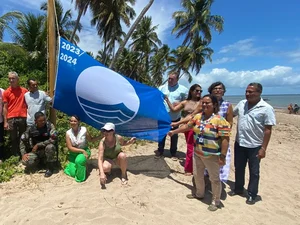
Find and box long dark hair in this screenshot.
[70,115,80,122]
[187,84,201,101]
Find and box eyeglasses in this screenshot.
[213,87,224,91]
[195,90,203,93]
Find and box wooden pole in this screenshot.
[48,0,57,125]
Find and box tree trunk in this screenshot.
[109,0,154,70]
[70,8,83,44]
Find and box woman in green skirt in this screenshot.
[64,115,101,182]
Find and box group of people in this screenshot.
[288,103,299,114]
[0,71,55,176]
[1,70,276,211]
[0,71,134,185]
[157,72,276,211]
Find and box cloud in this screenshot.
[218,38,261,56]
[212,57,236,65]
[286,49,300,63]
[179,65,300,92]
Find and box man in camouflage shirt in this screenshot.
[20,111,57,177]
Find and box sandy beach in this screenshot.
[0,109,300,225]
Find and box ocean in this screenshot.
[225,94,300,109]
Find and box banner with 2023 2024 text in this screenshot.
[53,37,171,142]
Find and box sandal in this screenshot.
[207,204,219,211]
[121,177,128,185]
[186,194,203,200]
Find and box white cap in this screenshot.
[101,122,115,131]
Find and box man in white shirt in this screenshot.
[232,83,276,205]
[24,79,52,126]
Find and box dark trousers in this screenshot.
[8,117,27,156]
[234,142,261,198]
[158,118,180,157]
[0,122,4,159]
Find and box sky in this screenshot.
[1,0,300,95]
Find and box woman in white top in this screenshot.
[64,115,101,182]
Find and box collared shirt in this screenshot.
[233,98,276,148]
[25,90,52,125]
[159,83,188,121]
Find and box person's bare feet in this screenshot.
[184,172,192,176]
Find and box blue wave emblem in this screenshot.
[78,96,137,125]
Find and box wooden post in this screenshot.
[48,0,57,125]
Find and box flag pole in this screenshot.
[48,0,57,125]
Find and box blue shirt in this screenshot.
[159,83,188,121]
[233,98,276,148]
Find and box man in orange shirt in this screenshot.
[3,71,28,156]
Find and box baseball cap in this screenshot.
[101,122,115,131]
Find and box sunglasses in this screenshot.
[195,90,203,93]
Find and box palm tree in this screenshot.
[129,16,161,78]
[109,0,154,69]
[13,13,47,70]
[96,49,112,66]
[172,0,224,46]
[149,44,171,86]
[90,0,136,59]
[0,11,23,41]
[168,37,213,82]
[41,0,82,44]
[115,48,140,80]
[70,0,92,43]
[130,16,161,55]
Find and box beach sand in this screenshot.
[0,110,300,225]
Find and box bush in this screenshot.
[0,156,23,183]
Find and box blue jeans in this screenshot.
[158,118,180,157]
[234,142,261,198]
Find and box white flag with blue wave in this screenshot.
[53,37,171,142]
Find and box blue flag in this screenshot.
[53,37,171,142]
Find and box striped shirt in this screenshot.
[188,113,231,157]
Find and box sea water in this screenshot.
[225,94,300,109]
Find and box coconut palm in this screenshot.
[0,11,23,41]
[110,0,154,69]
[41,0,82,44]
[70,0,92,43]
[90,0,136,58]
[168,37,213,82]
[129,16,161,79]
[13,13,47,70]
[172,0,224,46]
[130,16,161,55]
[149,44,171,86]
[115,48,139,79]
[96,49,112,66]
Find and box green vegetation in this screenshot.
[0,0,224,182]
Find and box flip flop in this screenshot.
[121,178,128,185]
